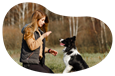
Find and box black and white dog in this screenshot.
[59,36,89,73]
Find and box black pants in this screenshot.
[23,63,54,73]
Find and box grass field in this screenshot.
[8,47,108,73]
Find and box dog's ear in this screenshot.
[70,36,76,42]
[72,36,76,41]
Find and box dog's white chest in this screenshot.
[63,53,71,66]
[63,47,80,66]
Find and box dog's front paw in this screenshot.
[63,72,67,74]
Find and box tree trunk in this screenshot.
[69,17,72,37]
[72,17,75,36]
[32,3,34,12]
[11,10,14,26]
[103,22,109,55]
[91,17,101,52]
[18,12,21,29]
[45,9,49,17]
[76,17,78,36]
[16,3,27,28]
[22,3,26,26]
[100,20,104,51]
[36,3,39,10]
[55,13,58,24]
[61,16,64,25]
[8,12,10,26]
[26,3,29,23]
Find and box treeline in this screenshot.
[3,2,112,53]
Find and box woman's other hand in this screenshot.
[49,49,58,56]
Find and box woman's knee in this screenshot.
[29,65,48,74]
[43,65,54,73]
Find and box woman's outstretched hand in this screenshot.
[41,31,52,39]
[44,31,52,37]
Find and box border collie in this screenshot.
[59,36,89,73]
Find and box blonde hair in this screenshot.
[24,10,49,40]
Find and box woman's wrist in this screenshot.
[48,49,51,53]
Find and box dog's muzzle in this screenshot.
[59,39,64,42]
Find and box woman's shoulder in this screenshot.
[23,27,34,40]
[21,24,29,33]
[24,27,33,33]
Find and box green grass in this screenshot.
[7,47,108,73]
[45,47,65,73]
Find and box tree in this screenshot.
[10,9,14,26]
[61,16,64,25]
[69,17,72,37]
[45,8,49,17]
[4,2,39,28]
[16,3,27,28]
[100,20,104,52]
[69,17,79,37]
[72,16,75,36]
[76,17,79,36]
[36,3,39,10]
[100,21,108,52]
[55,13,58,24]
[91,17,101,52]
[32,3,34,12]
[8,11,10,26]
[103,23,108,50]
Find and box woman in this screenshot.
[20,10,58,73]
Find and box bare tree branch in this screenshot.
[103,23,108,51]
[76,17,78,36]
[45,8,49,17]
[100,21,104,44]
[16,4,23,13]
[91,17,97,34]
[72,17,75,36]
[69,17,72,37]
[36,3,39,10]
[61,16,64,25]
[91,17,101,52]
[32,3,34,12]
[8,11,10,26]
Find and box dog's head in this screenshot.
[59,36,76,48]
